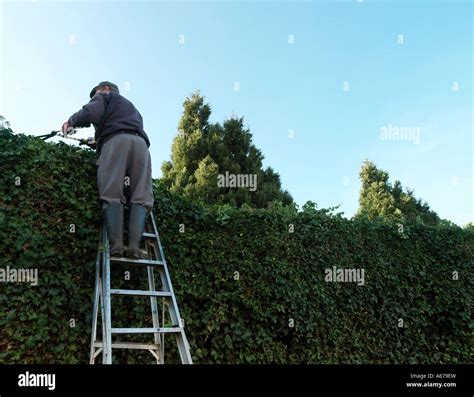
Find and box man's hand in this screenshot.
[79,137,97,150]
[61,122,73,136]
[86,137,97,150]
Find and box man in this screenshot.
[62,81,153,258]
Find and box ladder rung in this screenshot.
[111,327,183,334]
[110,289,171,297]
[110,257,164,266]
[123,230,157,238]
[142,232,157,238]
[94,341,160,350]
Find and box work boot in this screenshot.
[103,203,124,257]
[126,203,148,259]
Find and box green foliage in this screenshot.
[1,127,473,364]
[356,160,440,226]
[161,91,293,208]
[464,222,474,232]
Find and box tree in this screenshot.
[161,91,292,207]
[356,160,439,225]
[464,222,474,232]
[357,160,400,221]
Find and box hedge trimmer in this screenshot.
[38,129,96,148]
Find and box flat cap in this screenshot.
[89,81,120,98]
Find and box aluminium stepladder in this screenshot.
[89,210,193,364]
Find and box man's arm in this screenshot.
[67,93,107,128]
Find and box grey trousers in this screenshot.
[97,133,154,211]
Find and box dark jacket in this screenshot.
[68,92,150,155]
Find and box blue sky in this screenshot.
[1,0,472,225]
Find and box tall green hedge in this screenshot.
[0,128,473,364]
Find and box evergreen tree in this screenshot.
[463,222,474,231]
[161,91,292,207]
[356,160,439,225]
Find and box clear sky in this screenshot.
[1,0,472,225]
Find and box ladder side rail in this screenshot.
[147,264,163,362]
[176,331,193,364]
[150,212,193,364]
[150,213,184,327]
[102,225,113,364]
[89,241,102,364]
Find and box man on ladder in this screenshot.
[62,81,153,259]
[62,83,192,364]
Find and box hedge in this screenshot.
[0,128,473,364]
